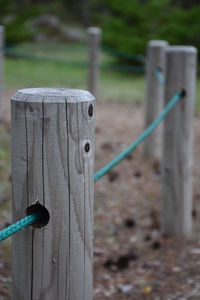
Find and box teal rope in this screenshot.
[4,47,87,68]
[154,68,164,85]
[5,45,145,64]
[94,91,181,183]
[4,47,144,74]
[102,63,144,73]
[102,45,145,63]
[0,213,38,242]
[0,91,181,242]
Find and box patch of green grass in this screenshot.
[9,42,115,64]
[4,42,145,103]
[4,57,145,103]
[100,72,145,103]
[5,58,88,89]
[4,42,200,111]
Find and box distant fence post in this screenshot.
[87,27,101,98]
[11,88,95,299]
[144,40,168,159]
[162,46,197,238]
[0,26,4,119]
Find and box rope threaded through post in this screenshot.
[0,91,182,242]
[0,213,39,242]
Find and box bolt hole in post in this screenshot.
[156,66,163,72]
[179,88,186,98]
[26,202,50,228]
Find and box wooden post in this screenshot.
[162,46,197,238]
[11,88,95,299]
[0,26,4,119]
[87,27,101,98]
[144,40,168,159]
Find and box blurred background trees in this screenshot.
[93,0,200,55]
[0,0,200,56]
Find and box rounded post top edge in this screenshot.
[11,88,95,103]
[87,27,102,35]
[0,25,4,31]
[148,40,169,47]
[165,45,197,54]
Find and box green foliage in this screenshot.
[93,0,170,56]
[93,0,200,57]
[1,3,62,44]
[5,6,47,44]
[159,6,200,51]
[0,0,13,20]
[6,22,32,45]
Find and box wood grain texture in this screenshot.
[144,40,168,159]
[0,26,4,119]
[162,47,197,238]
[87,27,101,99]
[11,88,95,300]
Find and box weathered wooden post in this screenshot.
[11,88,95,299]
[162,46,197,238]
[0,26,4,119]
[144,40,168,159]
[87,27,101,98]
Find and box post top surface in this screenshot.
[165,46,197,54]
[148,40,168,47]
[12,88,95,103]
[87,27,102,35]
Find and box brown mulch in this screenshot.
[1,94,200,299]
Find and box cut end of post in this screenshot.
[0,26,4,33]
[87,27,102,35]
[12,88,95,103]
[165,46,197,54]
[148,40,169,48]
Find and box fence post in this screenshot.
[144,40,168,159]
[162,46,197,238]
[87,27,101,98]
[0,26,4,119]
[11,88,95,299]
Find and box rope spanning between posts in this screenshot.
[0,213,39,242]
[94,90,182,182]
[4,47,145,74]
[0,89,183,243]
[101,45,145,63]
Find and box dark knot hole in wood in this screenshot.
[85,142,90,153]
[88,104,93,117]
[26,202,50,228]
[28,105,34,113]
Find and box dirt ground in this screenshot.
[1,93,200,299]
